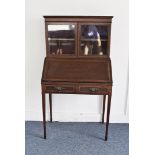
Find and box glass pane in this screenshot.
[80,25,108,56]
[48,24,75,55]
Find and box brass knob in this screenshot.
[54,86,64,91]
[89,88,99,92]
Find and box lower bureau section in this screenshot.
[42,83,112,95]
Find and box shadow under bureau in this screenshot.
[41,16,113,141]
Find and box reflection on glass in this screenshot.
[80,25,108,56]
[48,25,75,55]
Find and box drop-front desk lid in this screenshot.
[42,58,112,83]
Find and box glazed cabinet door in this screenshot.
[79,23,111,57]
[46,23,77,56]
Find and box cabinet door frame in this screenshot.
[45,22,78,57]
[78,22,111,58]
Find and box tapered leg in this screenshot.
[102,95,106,124]
[49,94,52,122]
[105,94,112,141]
[42,93,46,139]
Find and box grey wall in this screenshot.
[25,0,129,122]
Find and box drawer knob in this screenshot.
[89,88,99,92]
[54,86,64,91]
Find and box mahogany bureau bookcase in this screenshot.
[41,16,113,141]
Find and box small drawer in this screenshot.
[45,84,75,93]
[79,85,108,94]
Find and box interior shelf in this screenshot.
[81,38,108,41]
[48,38,75,41]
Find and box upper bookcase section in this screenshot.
[44,16,113,57]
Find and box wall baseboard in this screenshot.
[25,111,129,123]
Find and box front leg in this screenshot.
[105,94,112,141]
[102,95,106,124]
[42,93,46,139]
[49,94,52,122]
